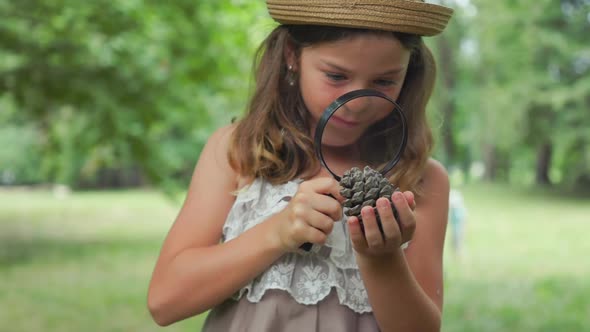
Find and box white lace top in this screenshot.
[222,177,395,314]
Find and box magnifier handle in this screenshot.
[299,242,313,251]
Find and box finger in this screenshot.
[307,210,335,234]
[290,196,334,234]
[403,191,416,210]
[304,226,329,246]
[305,177,345,202]
[289,214,325,248]
[310,193,343,221]
[347,216,368,249]
[360,206,384,248]
[392,191,416,244]
[375,197,401,243]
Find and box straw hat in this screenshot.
[266,0,453,36]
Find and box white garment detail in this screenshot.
[223,177,402,314]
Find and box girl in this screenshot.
[148,1,453,331]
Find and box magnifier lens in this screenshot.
[315,89,407,234]
[315,90,407,181]
[320,96,403,174]
[319,95,392,149]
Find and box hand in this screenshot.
[273,177,344,252]
[348,191,416,257]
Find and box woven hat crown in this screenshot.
[266,0,453,36]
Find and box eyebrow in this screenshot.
[321,60,406,76]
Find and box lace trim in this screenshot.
[239,253,371,313]
[222,178,407,313]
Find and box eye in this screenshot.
[374,79,396,87]
[325,72,347,82]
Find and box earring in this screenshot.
[286,65,296,86]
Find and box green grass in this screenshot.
[1,184,589,331]
[0,189,205,332]
[442,184,590,332]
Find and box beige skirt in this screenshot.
[202,289,379,332]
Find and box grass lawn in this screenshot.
[0,183,589,331]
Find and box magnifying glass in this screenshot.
[300,89,408,251]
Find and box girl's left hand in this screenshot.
[348,191,416,257]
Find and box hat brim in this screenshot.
[267,0,453,36]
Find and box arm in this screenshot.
[349,159,449,332]
[147,125,345,326]
[147,125,286,326]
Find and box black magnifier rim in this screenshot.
[313,89,408,181]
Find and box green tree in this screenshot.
[445,0,590,188]
[0,0,270,189]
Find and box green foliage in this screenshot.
[1,0,588,191]
[0,0,271,189]
[431,0,590,188]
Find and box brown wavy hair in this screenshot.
[228,25,436,193]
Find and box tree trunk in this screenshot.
[89,166,145,188]
[483,144,497,181]
[436,33,456,165]
[482,145,510,182]
[535,142,553,185]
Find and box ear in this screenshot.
[283,39,297,71]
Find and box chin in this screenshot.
[321,136,360,148]
[322,127,364,145]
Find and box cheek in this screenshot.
[300,83,341,120]
[374,110,394,123]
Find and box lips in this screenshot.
[330,115,360,128]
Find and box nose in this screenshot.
[339,79,383,113]
[341,93,373,114]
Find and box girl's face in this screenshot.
[294,34,411,147]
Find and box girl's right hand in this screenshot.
[273,177,344,252]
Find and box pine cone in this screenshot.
[340,166,399,233]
